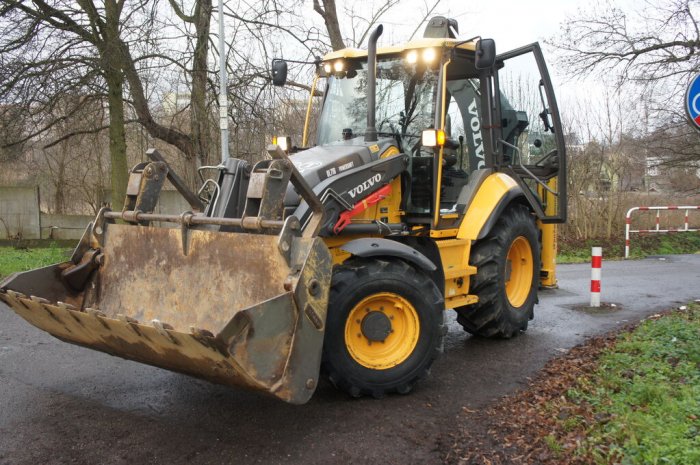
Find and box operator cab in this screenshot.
[272,16,566,230]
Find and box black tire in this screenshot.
[455,204,540,338]
[322,258,445,398]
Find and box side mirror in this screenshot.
[475,38,496,70]
[271,59,288,86]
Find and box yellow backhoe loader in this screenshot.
[0,16,566,404]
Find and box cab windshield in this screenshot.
[317,56,439,149]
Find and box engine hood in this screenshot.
[284,137,394,206]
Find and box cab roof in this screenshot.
[321,37,477,61]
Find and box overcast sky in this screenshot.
[386,0,580,50]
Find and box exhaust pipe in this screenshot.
[364,25,384,143]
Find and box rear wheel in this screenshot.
[456,204,539,338]
[323,258,444,398]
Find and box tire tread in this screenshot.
[323,258,445,398]
[455,204,539,338]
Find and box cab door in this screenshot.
[494,43,567,223]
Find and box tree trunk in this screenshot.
[103,0,128,211]
[191,0,212,168]
[314,0,346,51]
[54,156,66,214]
[105,72,128,211]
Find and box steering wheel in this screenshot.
[376,115,425,157]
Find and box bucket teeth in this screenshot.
[190,327,214,339]
[57,302,77,311]
[117,314,139,324]
[152,319,174,331]
[4,290,29,309]
[85,307,107,318]
[5,290,25,300]
[152,319,178,345]
[189,327,220,352]
[30,296,50,304]
[190,326,214,339]
[118,314,146,338]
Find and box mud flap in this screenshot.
[0,222,332,404]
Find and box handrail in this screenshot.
[500,139,557,196]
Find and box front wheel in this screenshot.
[322,258,445,398]
[455,204,540,338]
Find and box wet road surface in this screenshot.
[1,255,699,464]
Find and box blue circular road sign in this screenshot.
[687,74,700,131]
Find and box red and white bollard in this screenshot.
[590,247,602,307]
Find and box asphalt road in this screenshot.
[1,255,699,465]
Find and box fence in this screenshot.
[624,205,700,258]
[0,186,191,240]
[0,186,42,239]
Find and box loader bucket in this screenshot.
[0,216,332,404]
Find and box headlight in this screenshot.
[273,136,291,151]
[333,60,344,72]
[422,48,436,63]
[406,50,418,64]
[421,129,445,147]
[323,63,332,74]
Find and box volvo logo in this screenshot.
[348,173,382,199]
[468,98,486,169]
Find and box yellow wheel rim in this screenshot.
[505,236,534,308]
[344,292,420,370]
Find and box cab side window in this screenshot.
[446,79,485,176]
[440,87,473,211]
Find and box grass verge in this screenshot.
[558,232,700,263]
[0,245,72,279]
[443,303,700,465]
[553,304,700,464]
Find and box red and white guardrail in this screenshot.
[591,247,602,307]
[624,205,700,258]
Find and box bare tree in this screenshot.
[344,0,401,47]
[0,0,157,210]
[560,90,647,239]
[0,104,27,162]
[552,0,700,172]
[552,0,700,85]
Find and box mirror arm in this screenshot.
[537,79,554,133]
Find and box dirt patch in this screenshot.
[569,302,623,314]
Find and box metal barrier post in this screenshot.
[624,208,635,259]
[591,247,602,307]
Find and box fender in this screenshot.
[457,173,528,241]
[340,238,436,272]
